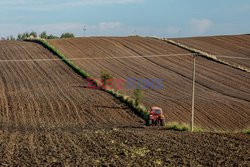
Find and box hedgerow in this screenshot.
[25,38,149,120]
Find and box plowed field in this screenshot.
[172,35,250,69]
[0,40,249,166]
[0,128,249,166]
[0,41,142,130]
[49,37,250,131]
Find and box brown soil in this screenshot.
[0,128,249,166]
[0,41,143,130]
[172,35,250,69]
[49,36,250,131]
[0,40,249,166]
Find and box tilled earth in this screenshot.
[49,36,250,131]
[0,128,249,166]
[172,35,250,69]
[0,41,142,130]
[0,40,249,166]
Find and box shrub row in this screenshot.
[25,38,149,120]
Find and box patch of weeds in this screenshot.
[131,147,150,158]
[154,159,162,165]
[243,129,250,134]
[165,122,190,131]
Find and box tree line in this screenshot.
[1,32,75,41]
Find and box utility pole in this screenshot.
[178,30,182,38]
[191,53,197,132]
[133,30,137,36]
[83,25,87,37]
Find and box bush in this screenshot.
[16,32,29,40]
[17,34,22,40]
[40,31,48,39]
[243,129,250,134]
[6,36,16,40]
[134,89,143,106]
[100,71,113,89]
[47,34,59,39]
[61,32,75,38]
[29,31,37,38]
[165,122,190,131]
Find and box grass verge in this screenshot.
[165,122,206,132]
[242,129,250,134]
[165,122,190,131]
[25,38,149,120]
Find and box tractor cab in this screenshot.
[146,106,165,126]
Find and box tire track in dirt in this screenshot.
[15,46,54,129]
[10,61,33,131]
[2,63,20,129]
[29,52,86,127]
[28,61,61,127]
[18,43,55,129]
[0,78,10,130]
[1,43,41,130]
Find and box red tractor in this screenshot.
[146,106,165,126]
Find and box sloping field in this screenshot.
[0,40,249,166]
[0,41,142,130]
[49,37,250,131]
[172,35,250,69]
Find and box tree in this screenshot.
[60,32,75,38]
[100,71,113,89]
[29,31,37,38]
[47,34,59,39]
[21,32,29,39]
[17,33,22,40]
[16,32,29,40]
[40,31,48,39]
[134,89,143,106]
[10,35,15,40]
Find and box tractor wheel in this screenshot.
[160,119,165,126]
[154,120,158,126]
[146,119,152,126]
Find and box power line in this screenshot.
[1,53,249,63]
[0,53,192,63]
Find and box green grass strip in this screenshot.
[25,38,149,120]
[165,122,190,131]
[242,129,250,134]
[165,122,206,132]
